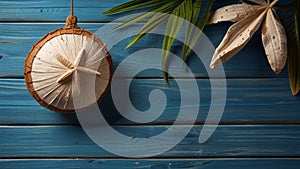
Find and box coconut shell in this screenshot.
[24,15,113,113]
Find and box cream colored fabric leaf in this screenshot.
[262,9,287,74]
[207,3,262,24]
[210,7,268,68]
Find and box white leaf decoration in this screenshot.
[262,9,288,74]
[210,7,267,68]
[208,0,287,74]
[208,3,262,24]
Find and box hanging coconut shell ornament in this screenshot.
[24,2,113,113]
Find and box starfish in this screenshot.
[208,0,287,74]
[55,49,101,93]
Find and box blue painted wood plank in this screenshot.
[0,159,299,169]
[0,78,299,125]
[0,0,297,167]
[0,125,299,157]
[0,23,287,77]
[0,0,226,22]
[0,0,130,22]
[1,0,274,22]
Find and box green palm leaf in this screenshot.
[162,1,186,81]
[126,12,169,48]
[103,0,213,81]
[280,0,300,95]
[183,0,213,62]
[182,0,202,62]
[113,0,182,31]
[287,0,300,95]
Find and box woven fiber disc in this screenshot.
[24,16,113,113]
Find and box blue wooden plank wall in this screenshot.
[0,0,299,168]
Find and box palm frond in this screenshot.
[162,1,186,81]
[182,0,202,63]
[126,12,169,48]
[280,0,300,95]
[103,0,213,81]
[113,1,181,30]
[183,0,213,62]
[287,0,300,95]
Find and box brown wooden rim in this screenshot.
[24,15,114,113]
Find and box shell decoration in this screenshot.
[24,15,113,113]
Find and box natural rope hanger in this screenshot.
[70,0,73,16]
[24,0,113,113]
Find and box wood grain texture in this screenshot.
[0,78,299,125]
[0,125,299,157]
[0,0,221,22]
[0,0,298,167]
[0,0,129,22]
[0,23,287,77]
[0,159,300,169]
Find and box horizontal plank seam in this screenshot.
[0,157,300,160]
[1,123,300,127]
